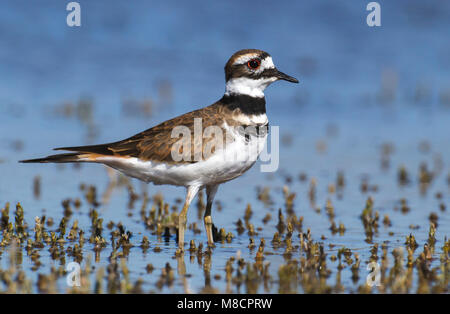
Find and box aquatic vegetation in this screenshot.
[1,141,449,294]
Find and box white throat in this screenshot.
[225,77,277,98]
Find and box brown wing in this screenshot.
[55,103,230,164]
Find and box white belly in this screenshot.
[95,129,268,187]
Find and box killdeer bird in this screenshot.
[21,49,298,250]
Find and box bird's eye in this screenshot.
[247,59,261,70]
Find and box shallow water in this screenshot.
[0,1,449,293]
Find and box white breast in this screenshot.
[93,122,268,187]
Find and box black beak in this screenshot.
[275,69,299,83]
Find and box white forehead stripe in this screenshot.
[260,56,275,70]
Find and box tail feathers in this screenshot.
[20,153,82,164]
[54,143,113,155]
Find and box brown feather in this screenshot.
[54,101,238,164]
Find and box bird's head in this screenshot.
[224,49,299,98]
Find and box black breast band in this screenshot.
[220,94,266,115]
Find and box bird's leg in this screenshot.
[178,185,200,250]
[204,184,219,247]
